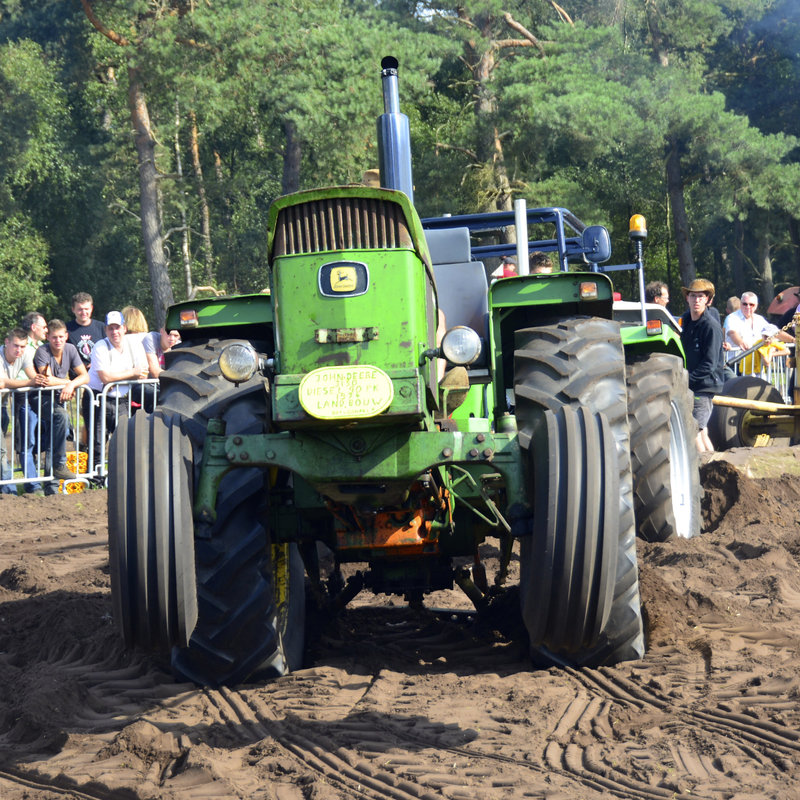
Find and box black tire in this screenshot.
[108,411,197,652]
[519,406,619,655]
[116,339,304,686]
[626,353,702,542]
[514,318,643,666]
[707,375,789,449]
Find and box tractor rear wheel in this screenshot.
[626,353,701,541]
[514,318,643,667]
[707,375,789,449]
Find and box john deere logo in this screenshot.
[332,266,357,292]
[319,261,369,298]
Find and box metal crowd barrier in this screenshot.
[0,379,158,495]
[728,343,794,404]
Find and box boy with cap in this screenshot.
[680,278,724,453]
[490,255,517,280]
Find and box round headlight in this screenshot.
[441,326,482,366]
[219,343,259,383]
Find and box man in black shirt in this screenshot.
[680,278,724,453]
[66,292,106,368]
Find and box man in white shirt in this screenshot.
[1,328,41,494]
[84,311,149,464]
[724,291,793,360]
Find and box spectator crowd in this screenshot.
[645,279,798,454]
[3,275,799,490]
[1,293,181,496]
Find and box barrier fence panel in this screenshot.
[0,378,158,495]
[728,343,794,404]
[94,379,159,478]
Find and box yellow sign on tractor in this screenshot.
[298,365,394,419]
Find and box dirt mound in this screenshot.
[2,452,800,799]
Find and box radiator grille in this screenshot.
[273,197,413,256]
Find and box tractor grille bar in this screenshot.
[274,197,413,256]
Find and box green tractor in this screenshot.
[108,57,700,686]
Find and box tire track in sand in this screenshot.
[546,656,800,798]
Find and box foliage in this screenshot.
[0,0,799,313]
[0,216,57,334]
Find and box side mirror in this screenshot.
[582,226,611,264]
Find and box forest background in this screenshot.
[1,0,799,329]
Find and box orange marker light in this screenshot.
[629,214,647,240]
[179,309,199,328]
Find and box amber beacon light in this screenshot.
[629,214,647,240]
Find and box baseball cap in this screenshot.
[106,311,125,326]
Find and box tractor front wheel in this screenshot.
[108,411,197,653]
[108,340,306,686]
[519,405,619,657]
[513,318,643,667]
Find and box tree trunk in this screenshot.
[732,218,746,296]
[282,119,301,195]
[665,137,695,288]
[213,149,237,289]
[492,125,513,213]
[472,27,512,213]
[128,68,174,328]
[174,98,193,298]
[189,110,214,284]
[758,227,774,304]
[644,0,669,67]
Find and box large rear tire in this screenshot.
[626,353,701,541]
[514,318,643,666]
[707,375,789,449]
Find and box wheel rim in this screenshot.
[738,409,760,446]
[668,398,695,538]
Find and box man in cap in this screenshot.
[491,255,517,281]
[680,278,724,453]
[84,311,149,466]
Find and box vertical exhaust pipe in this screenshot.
[377,56,414,204]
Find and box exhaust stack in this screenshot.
[377,56,414,204]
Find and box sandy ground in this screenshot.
[2,447,800,799]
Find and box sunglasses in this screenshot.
[741,302,756,307]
